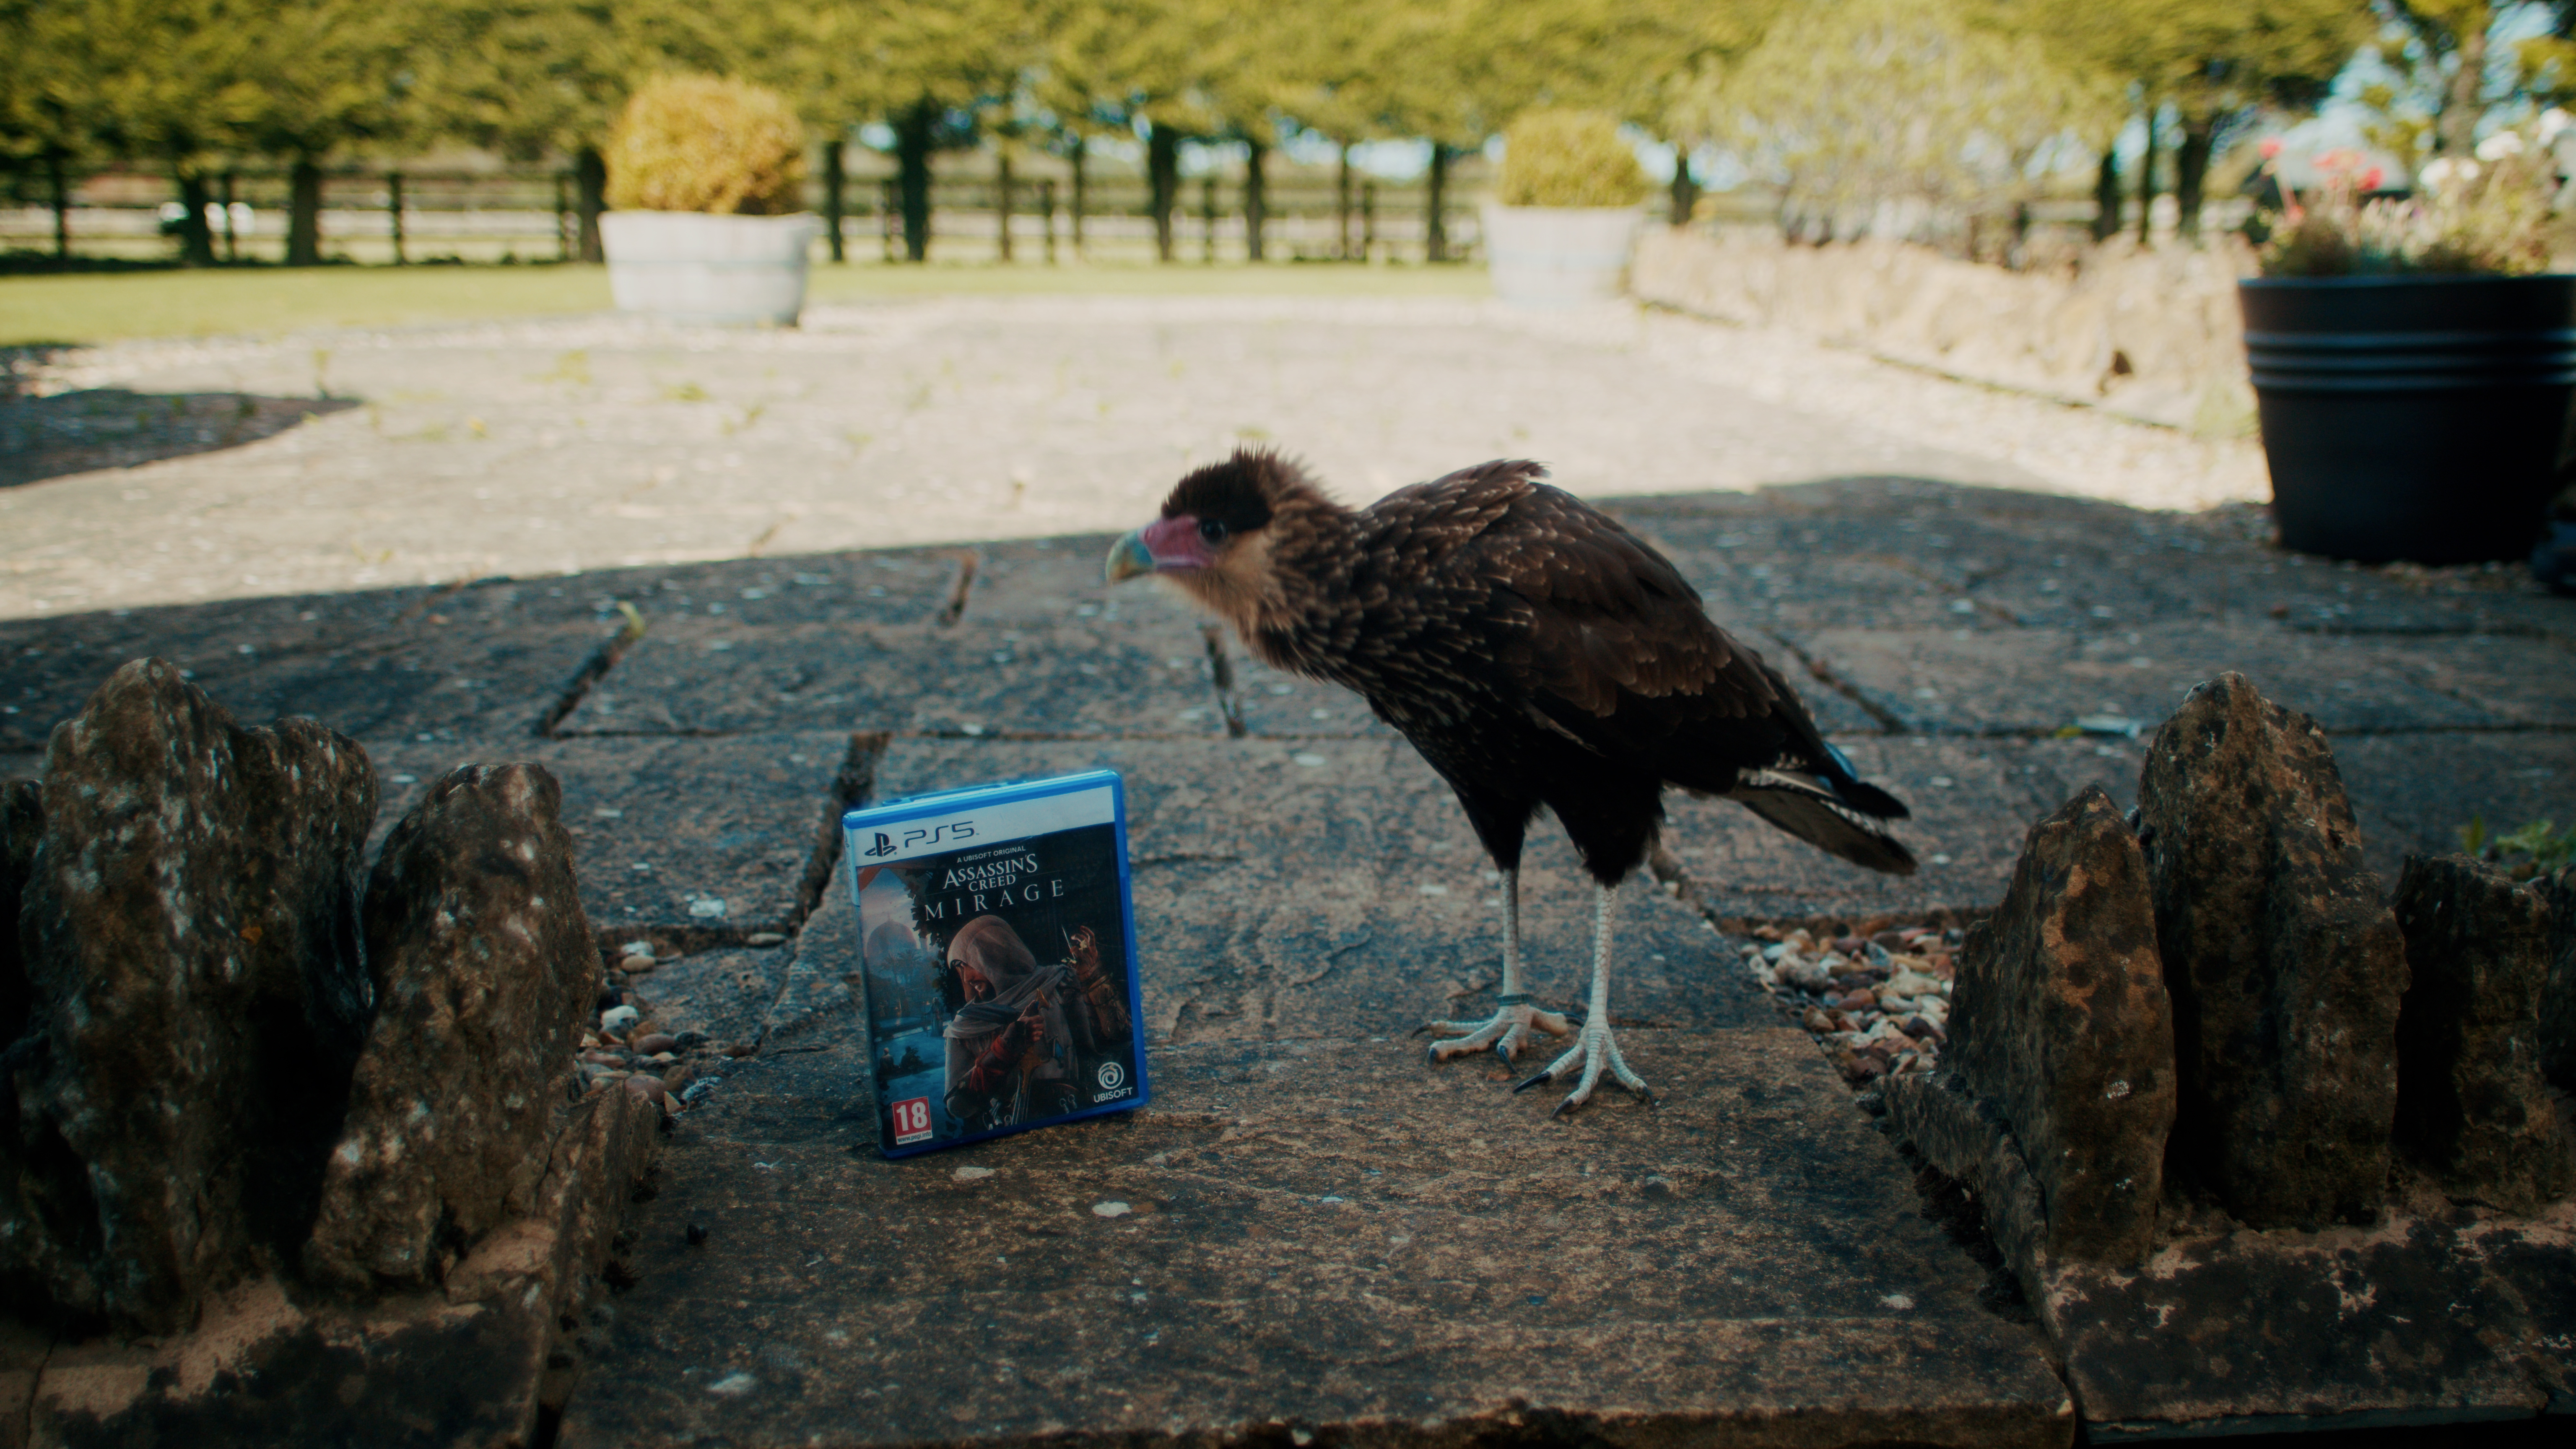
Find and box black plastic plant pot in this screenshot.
[2240,274,2576,564]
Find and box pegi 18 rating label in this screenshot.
[889,1097,934,1145]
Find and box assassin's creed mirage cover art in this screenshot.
[847,774,1146,1156]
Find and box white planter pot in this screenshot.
[1481,203,1643,307]
[600,211,818,327]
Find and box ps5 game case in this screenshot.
[843,770,1149,1157]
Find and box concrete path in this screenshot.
[3,296,2265,620]
[3,295,2571,1444]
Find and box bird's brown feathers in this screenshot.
[1145,449,1914,882]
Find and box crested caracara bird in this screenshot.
[1106,451,1916,1114]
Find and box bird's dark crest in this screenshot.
[1160,448,1327,534]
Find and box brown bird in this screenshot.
[1105,450,1916,1114]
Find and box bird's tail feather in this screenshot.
[1731,770,1919,875]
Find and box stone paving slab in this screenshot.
[559,1028,2072,1449]
[561,615,1228,739]
[622,940,797,1051]
[1797,623,2549,735]
[870,737,1765,1044]
[0,583,442,751]
[366,731,861,941]
[2332,732,2576,882]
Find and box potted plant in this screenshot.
[2241,124,2575,564]
[1482,110,1650,306]
[600,75,818,327]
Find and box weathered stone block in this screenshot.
[1949,785,2175,1263]
[2545,865,2576,1091]
[7,659,375,1331]
[2392,854,2572,1213]
[1,778,39,1048]
[443,1082,660,1313]
[2139,672,2407,1228]
[306,763,599,1288]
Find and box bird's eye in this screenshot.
[1197,519,1228,545]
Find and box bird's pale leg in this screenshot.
[1418,867,1579,1063]
[1515,881,1652,1115]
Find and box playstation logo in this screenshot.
[861,831,897,858]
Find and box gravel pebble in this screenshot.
[1742,926,1961,1088]
[633,1033,679,1055]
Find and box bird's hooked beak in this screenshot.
[1104,515,1215,583]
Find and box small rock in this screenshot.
[624,1075,667,1107]
[1092,1201,1133,1218]
[1903,1015,1945,1044]
[1803,1007,1836,1033]
[1871,930,1909,953]
[2140,672,2405,1228]
[662,1062,696,1094]
[745,932,787,947]
[309,761,599,1289]
[600,1005,641,1036]
[721,1040,757,1059]
[1950,784,2174,1265]
[617,953,657,975]
[633,1033,679,1055]
[11,660,375,1330]
[2392,854,2571,1213]
[2543,867,2574,1091]
[1839,988,1877,1012]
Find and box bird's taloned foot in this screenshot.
[1514,1015,1654,1117]
[1414,994,1580,1064]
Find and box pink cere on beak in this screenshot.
[1141,515,1218,571]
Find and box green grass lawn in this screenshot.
[0,260,1490,347]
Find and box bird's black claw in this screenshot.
[1550,1098,1579,1120]
[1409,1023,1433,1039]
[1512,1070,1553,1095]
[1492,1041,1514,1065]
[1426,1044,1444,1066]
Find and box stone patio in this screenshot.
[3,295,2572,1445]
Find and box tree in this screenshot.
[23,0,271,265]
[0,0,93,257]
[1041,0,1235,262]
[400,0,663,262]
[815,0,1043,263]
[244,0,414,264]
[2007,0,2368,242]
[2378,2,2496,157]
[1687,0,2109,247]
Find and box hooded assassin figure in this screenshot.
[942,917,1128,1130]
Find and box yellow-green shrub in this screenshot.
[605,75,807,215]
[1496,110,1649,208]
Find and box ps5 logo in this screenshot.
[860,819,976,858]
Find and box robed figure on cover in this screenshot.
[941,917,1131,1130]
